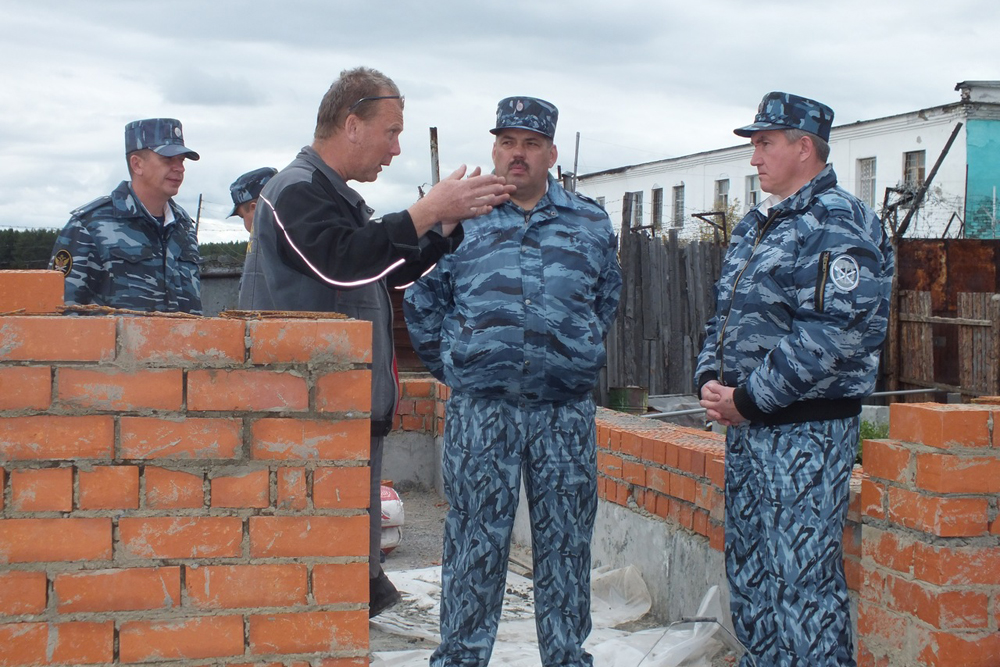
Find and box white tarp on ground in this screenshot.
[371,565,740,667]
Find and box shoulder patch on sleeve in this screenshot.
[70,196,111,218]
[53,249,73,276]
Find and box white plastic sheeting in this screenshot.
[371,565,739,667]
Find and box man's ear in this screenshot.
[548,143,558,169]
[129,152,144,175]
[344,113,361,142]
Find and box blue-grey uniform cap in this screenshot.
[125,118,200,160]
[228,167,278,217]
[490,96,558,140]
[734,92,835,142]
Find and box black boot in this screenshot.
[369,569,402,618]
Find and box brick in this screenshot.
[316,370,372,413]
[145,467,204,509]
[598,453,623,478]
[860,478,886,520]
[186,564,307,609]
[662,441,680,469]
[0,570,47,614]
[119,517,242,559]
[640,436,666,465]
[881,572,989,629]
[706,455,725,488]
[211,468,270,508]
[10,467,73,511]
[313,466,370,509]
[861,439,912,483]
[0,270,64,313]
[622,460,646,486]
[692,508,709,536]
[916,627,1000,667]
[0,366,51,410]
[889,403,993,449]
[0,415,113,460]
[619,432,642,458]
[249,318,372,364]
[646,466,670,495]
[886,486,989,537]
[915,452,1000,494]
[57,367,183,411]
[843,521,862,559]
[0,620,113,666]
[0,518,111,563]
[861,525,915,574]
[119,615,244,663]
[914,543,1000,586]
[248,610,367,655]
[0,316,115,362]
[120,416,241,459]
[277,467,308,510]
[78,465,139,509]
[402,378,434,398]
[250,515,368,558]
[119,317,245,365]
[856,600,909,653]
[671,472,697,503]
[54,567,180,613]
[251,418,369,460]
[188,368,308,411]
[844,555,861,592]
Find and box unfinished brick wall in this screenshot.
[0,271,372,667]
[859,403,1000,667]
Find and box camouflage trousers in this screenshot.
[431,392,597,667]
[725,417,858,667]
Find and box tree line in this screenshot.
[0,228,246,270]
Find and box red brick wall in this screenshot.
[0,271,371,667]
[859,403,1000,667]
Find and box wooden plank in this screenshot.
[898,314,991,327]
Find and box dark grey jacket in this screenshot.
[239,146,461,433]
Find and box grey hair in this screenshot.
[784,129,830,162]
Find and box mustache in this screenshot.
[507,159,529,171]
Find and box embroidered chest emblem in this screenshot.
[830,254,860,291]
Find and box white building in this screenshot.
[576,81,1000,240]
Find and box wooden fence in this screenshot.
[600,225,722,401]
[897,289,1000,396]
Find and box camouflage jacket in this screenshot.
[695,165,894,425]
[404,175,622,403]
[50,180,202,314]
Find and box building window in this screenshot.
[672,185,685,227]
[857,157,877,208]
[745,175,761,211]
[904,150,925,187]
[651,187,663,232]
[626,191,643,229]
[714,179,730,211]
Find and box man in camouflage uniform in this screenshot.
[228,167,277,234]
[696,92,894,667]
[50,118,202,314]
[238,67,513,619]
[405,96,622,667]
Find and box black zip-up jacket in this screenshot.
[239,146,461,433]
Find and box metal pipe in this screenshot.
[640,407,706,419]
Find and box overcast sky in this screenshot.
[2,0,998,243]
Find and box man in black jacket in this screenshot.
[239,66,512,617]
